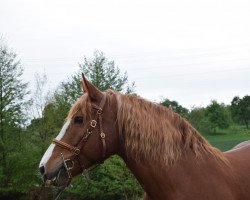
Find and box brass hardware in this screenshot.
[97,109,102,115]
[61,153,74,179]
[87,129,92,135]
[90,120,97,128]
[71,147,80,155]
[83,129,92,141]
[100,132,105,139]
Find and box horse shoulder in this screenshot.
[225,140,250,160]
[224,140,250,199]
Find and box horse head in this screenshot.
[39,75,120,190]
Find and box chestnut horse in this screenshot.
[39,75,250,200]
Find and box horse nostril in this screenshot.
[39,165,45,175]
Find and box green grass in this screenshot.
[202,126,250,152]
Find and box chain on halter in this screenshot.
[52,93,107,187]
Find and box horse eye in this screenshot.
[74,116,84,124]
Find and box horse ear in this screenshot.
[81,74,103,102]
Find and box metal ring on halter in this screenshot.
[90,120,97,128]
[64,159,74,171]
[100,132,106,139]
[60,153,74,180]
[71,147,80,155]
[97,109,102,115]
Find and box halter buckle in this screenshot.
[60,153,74,179]
[71,147,80,155]
[90,120,97,128]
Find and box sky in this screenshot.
[1,0,250,109]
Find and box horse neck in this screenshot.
[116,94,230,198]
[121,149,230,199]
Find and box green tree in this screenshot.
[67,156,142,200]
[188,107,210,133]
[160,98,189,118]
[206,100,231,133]
[81,51,134,92]
[56,50,135,107]
[231,95,250,129]
[0,42,30,189]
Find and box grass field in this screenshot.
[202,126,250,151]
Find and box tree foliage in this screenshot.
[80,51,134,92]
[56,50,135,107]
[0,41,31,191]
[205,100,231,133]
[189,101,233,134]
[67,156,142,200]
[160,98,189,118]
[231,95,250,129]
[188,107,211,133]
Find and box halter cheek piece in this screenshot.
[52,94,107,185]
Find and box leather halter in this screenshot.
[52,93,107,181]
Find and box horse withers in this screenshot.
[39,74,250,200]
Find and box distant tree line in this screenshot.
[160,95,249,134]
[0,41,249,199]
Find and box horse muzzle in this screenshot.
[39,154,74,187]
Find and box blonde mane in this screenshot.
[115,92,227,167]
[66,90,226,168]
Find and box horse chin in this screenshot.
[44,167,71,188]
[54,167,71,187]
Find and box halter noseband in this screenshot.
[52,93,107,185]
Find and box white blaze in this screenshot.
[39,121,70,168]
